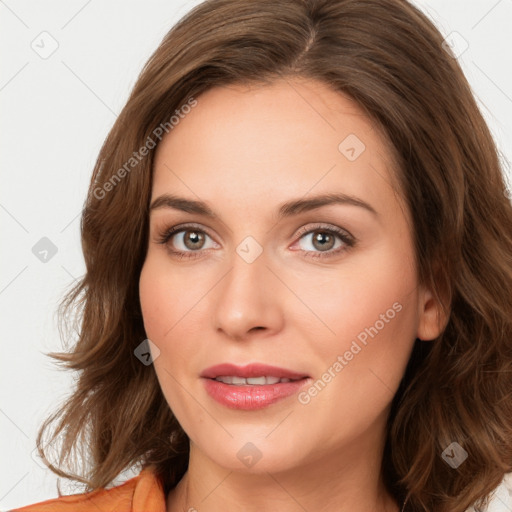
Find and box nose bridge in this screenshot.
[213,236,282,338]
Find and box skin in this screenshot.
[138,78,446,512]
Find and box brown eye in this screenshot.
[156,224,218,260]
[181,230,206,250]
[293,224,355,260]
[310,231,336,252]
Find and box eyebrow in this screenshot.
[149,192,378,219]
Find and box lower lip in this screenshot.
[202,377,310,410]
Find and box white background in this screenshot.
[1,0,511,509]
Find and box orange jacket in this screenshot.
[10,467,166,512]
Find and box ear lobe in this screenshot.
[416,286,449,341]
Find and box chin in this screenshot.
[198,435,303,474]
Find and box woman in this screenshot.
[11,0,512,511]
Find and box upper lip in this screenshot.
[200,363,309,380]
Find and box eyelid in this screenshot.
[293,222,354,240]
[154,221,353,240]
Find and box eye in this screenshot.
[292,223,355,259]
[155,222,355,260]
[155,223,218,259]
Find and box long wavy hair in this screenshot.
[36,0,512,510]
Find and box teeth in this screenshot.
[214,375,296,385]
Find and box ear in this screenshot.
[416,285,449,341]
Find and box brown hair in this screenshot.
[36,0,512,510]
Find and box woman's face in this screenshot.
[139,79,441,476]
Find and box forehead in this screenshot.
[151,79,402,221]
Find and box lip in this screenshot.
[200,363,309,380]
[200,363,311,410]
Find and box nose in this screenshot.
[212,245,284,342]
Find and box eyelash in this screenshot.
[155,222,355,260]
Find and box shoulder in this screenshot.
[465,472,512,512]
[7,467,166,512]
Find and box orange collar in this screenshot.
[13,466,167,512]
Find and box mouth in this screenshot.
[211,375,306,385]
[200,363,311,410]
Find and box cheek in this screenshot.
[139,255,211,366]
[140,255,192,338]
[138,257,211,441]
[139,261,167,340]
[292,253,419,424]
[294,250,417,351]
[291,260,418,442]
[139,262,182,372]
